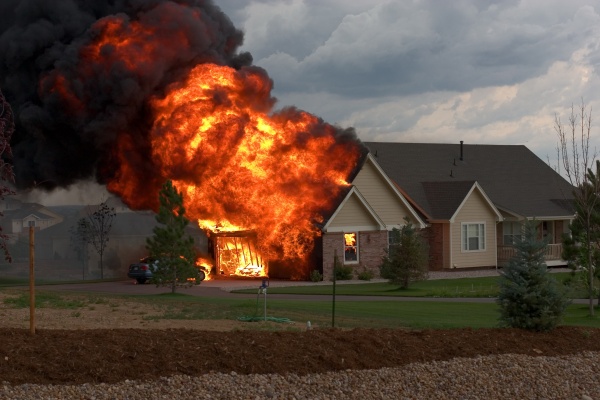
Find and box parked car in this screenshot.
[127,257,156,284]
[127,257,207,285]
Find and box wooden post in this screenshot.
[29,221,35,335]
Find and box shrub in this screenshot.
[334,265,353,280]
[357,267,374,281]
[309,270,323,282]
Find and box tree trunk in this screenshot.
[587,223,595,316]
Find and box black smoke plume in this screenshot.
[0,0,252,191]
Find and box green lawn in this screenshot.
[3,287,598,330]
[1,272,597,330]
[233,273,587,298]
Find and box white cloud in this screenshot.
[217,0,600,164]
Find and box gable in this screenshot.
[454,188,500,222]
[352,155,425,228]
[325,190,383,232]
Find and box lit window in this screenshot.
[462,223,485,251]
[344,233,358,262]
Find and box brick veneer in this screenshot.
[322,230,388,281]
[427,224,444,271]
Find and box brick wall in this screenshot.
[427,224,444,271]
[322,230,387,281]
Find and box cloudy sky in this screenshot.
[217,0,600,166]
[27,0,600,205]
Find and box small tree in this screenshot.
[379,218,429,289]
[76,201,116,279]
[497,220,570,332]
[0,89,15,262]
[555,100,599,315]
[69,218,92,280]
[562,161,600,307]
[146,180,197,294]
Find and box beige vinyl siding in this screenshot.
[352,159,417,226]
[451,189,497,268]
[327,193,380,230]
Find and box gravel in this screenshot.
[1,351,598,399]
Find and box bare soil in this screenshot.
[1,292,599,385]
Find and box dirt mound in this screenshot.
[1,326,599,385]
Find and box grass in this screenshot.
[1,272,598,330]
[233,273,589,299]
[2,291,88,309]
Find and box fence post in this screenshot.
[332,250,337,328]
[29,221,36,335]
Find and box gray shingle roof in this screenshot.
[363,142,575,219]
[421,181,476,220]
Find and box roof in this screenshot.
[2,203,63,221]
[364,142,575,219]
[422,181,475,220]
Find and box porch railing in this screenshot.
[497,243,563,264]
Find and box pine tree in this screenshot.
[497,220,570,332]
[146,180,198,293]
[379,218,429,289]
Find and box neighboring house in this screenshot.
[1,202,64,234]
[322,141,575,278]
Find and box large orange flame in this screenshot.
[46,13,364,278]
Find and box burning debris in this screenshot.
[0,0,366,278]
[209,231,266,278]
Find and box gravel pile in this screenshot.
[2,351,598,399]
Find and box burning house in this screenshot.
[0,0,366,280]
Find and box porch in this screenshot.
[497,243,567,267]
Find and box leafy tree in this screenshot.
[562,160,600,308]
[379,218,429,289]
[0,89,15,262]
[497,220,570,332]
[555,100,598,315]
[69,218,92,280]
[146,180,198,294]
[75,201,116,279]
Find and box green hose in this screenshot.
[237,288,293,324]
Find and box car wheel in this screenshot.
[136,278,147,284]
[195,270,205,284]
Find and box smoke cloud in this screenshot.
[0,0,252,192]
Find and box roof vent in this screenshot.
[460,140,464,161]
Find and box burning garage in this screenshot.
[0,0,366,280]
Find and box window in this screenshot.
[388,229,400,253]
[344,232,358,262]
[462,223,485,251]
[503,222,522,245]
[540,221,554,243]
